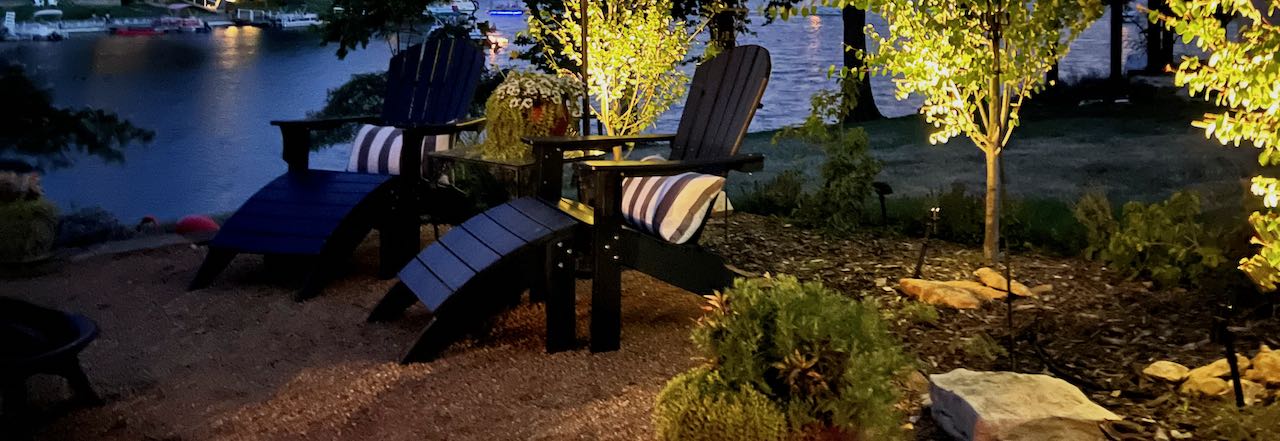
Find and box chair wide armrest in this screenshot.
[577,154,765,178]
[270,115,382,130]
[523,134,676,151]
[400,117,487,137]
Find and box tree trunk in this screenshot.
[842,6,882,121]
[1145,0,1175,73]
[983,148,1001,262]
[1110,0,1124,94]
[710,3,740,50]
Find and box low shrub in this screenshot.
[758,78,882,233]
[653,367,789,441]
[688,275,908,439]
[735,169,807,217]
[1197,401,1280,441]
[1073,191,1226,287]
[0,198,59,262]
[888,184,1086,256]
[56,206,133,248]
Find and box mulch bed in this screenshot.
[702,213,1280,439]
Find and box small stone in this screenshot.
[1236,379,1267,405]
[1142,361,1190,383]
[874,277,888,287]
[974,267,1034,297]
[1030,284,1054,295]
[1179,376,1229,397]
[942,280,1007,301]
[1249,346,1280,385]
[899,279,982,309]
[1187,355,1252,381]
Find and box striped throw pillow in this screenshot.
[347,124,453,175]
[621,171,726,245]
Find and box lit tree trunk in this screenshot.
[983,148,1001,261]
[843,5,881,121]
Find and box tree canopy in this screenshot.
[0,63,153,171]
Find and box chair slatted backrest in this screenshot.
[381,38,485,126]
[669,45,772,161]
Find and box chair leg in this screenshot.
[400,315,458,364]
[188,248,236,291]
[368,282,418,322]
[59,359,102,406]
[545,237,576,353]
[379,214,420,280]
[590,230,622,353]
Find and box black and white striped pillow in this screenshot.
[621,171,726,245]
[347,124,453,175]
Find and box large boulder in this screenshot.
[899,279,982,309]
[930,369,1120,441]
[974,268,1034,297]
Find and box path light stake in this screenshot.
[1216,290,1246,407]
[1000,147,1016,371]
[912,207,940,279]
[873,182,893,226]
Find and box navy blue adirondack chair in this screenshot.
[367,45,772,363]
[189,38,485,300]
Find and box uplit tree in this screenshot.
[526,0,706,136]
[1154,0,1280,290]
[857,0,1102,261]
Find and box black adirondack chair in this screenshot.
[529,44,772,353]
[367,45,770,363]
[189,38,485,300]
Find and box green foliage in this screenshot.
[768,78,883,233]
[1074,191,1226,287]
[0,63,153,170]
[957,333,1007,365]
[1197,401,1280,441]
[0,198,58,262]
[1153,0,1280,292]
[0,171,43,203]
[889,184,1085,255]
[1074,190,1116,260]
[889,301,939,325]
[735,169,807,216]
[692,275,907,438]
[526,0,704,136]
[474,71,582,161]
[306,72,388,148]
[653,367,789,441]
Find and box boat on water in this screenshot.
[487,2,525,16]
[268,12,322,29]
[5,9,65,41]
[426,0,479,17]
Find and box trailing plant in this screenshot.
[1074,191,1226,287]
[525,0,706,136]
[0,171,43,203]
[653,367,789,441]
[474,71,582,161]
[772,78,882,233]
[1153,0,1280,292]
[690,275,908,438]
[0,198,58,262]
[852,0,1103,261]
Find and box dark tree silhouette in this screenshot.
[0,64,153,171]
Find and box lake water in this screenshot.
[1,5,1155,222]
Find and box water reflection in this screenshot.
[215,25,263,70]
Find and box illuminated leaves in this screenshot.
[1155,0,1280,291]
[526,0,705,136]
